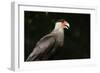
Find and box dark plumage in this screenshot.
[26,19,70,61]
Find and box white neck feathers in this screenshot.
[53,22,64,32]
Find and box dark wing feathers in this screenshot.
[26,34,56,61]
[36,35,56,50]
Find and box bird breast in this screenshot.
[51,29,64,47]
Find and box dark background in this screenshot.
[24,11,90,61]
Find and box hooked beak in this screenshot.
[64,22,70,29]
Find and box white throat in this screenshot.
[53,22,63,32]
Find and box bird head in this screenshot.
[55,19,70,30]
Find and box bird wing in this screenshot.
[26,34,56,61]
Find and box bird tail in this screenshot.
[26,52,38,61]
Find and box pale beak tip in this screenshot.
[66,23,70,29]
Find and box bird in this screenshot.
[26,19,70,61]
